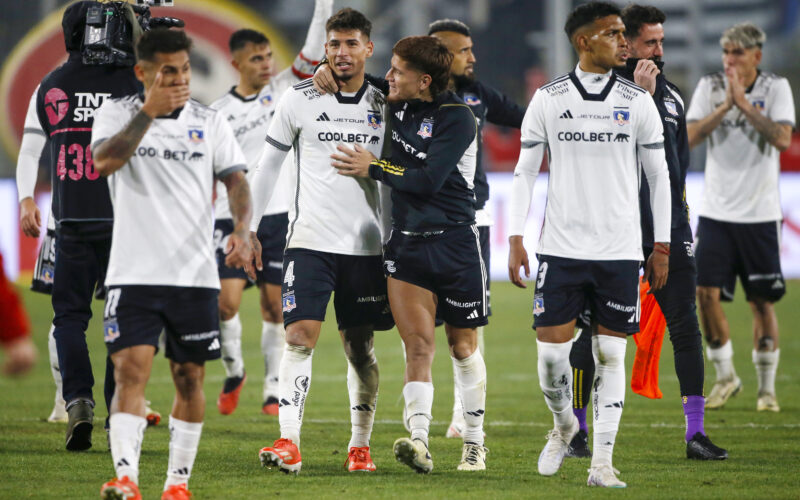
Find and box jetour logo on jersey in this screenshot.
[367,110,381,129]
[613,108,630,126]
[44,88,70,125]
[188,129,205,143]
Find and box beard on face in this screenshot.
[452,71,475,89]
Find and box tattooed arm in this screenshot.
[221,170,254,270]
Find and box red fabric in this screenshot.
[0,253,31,345]
[631,278,666,399]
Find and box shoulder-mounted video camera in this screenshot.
[82,0,184,67]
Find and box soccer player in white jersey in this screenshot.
[91,30,253,500]
[248,8,391,474]
[209,0,332,417]
[508,2,671,488]
[687,23,794,413]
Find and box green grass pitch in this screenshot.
[1,280,798,499]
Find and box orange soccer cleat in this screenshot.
[261,396,279,416]
[145,401,161,427]
[217,372,246,415]
[259,438,302,474]
[345,446,376,472]
[100,476,141,500]
[161,483,192,500]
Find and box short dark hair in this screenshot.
[564,2,621,41]
[392,36,453,98]
[620,4,666,40]
[229,29,270,53]
[428,19,471,37]
[326,8,371,39]
[135,28,192,62]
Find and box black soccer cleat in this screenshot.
[686,432,728,460]
[65,399,94,451]
[566,429,592,458]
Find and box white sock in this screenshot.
[450,359,465,425]
[753,348,780,395]
[48,323,65,409]
[109,413,147,485]
[706,341,736,382]
[536,340,575,432]
[278,344,313,445]
[591,335,627,469]
[220,314,244,378]
[453,350,487,445]
[261,321,285,400]
[477,325,486,355]
[164,416,203,490]
[346,347,379,449]
[403,381,433,445]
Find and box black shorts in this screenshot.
[478,225,492,316]
[384,225,488,329]
[256,213,289,285]
[214,219,250,282]
[281,248,393,331]
[533,255,640,334]
[695,217,785,303]
[103,285,221,364]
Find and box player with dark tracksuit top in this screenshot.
[566,4,727,462]
[31,1,143,451]
[331,35,488,473]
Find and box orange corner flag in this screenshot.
[631,277,666,399]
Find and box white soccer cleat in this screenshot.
[47,394,68,423]
[457,443,487,471]
[445,421,463,439]
[393,437,433,473]
[757,392,780,412]
[705,376,742,409]
[587,465,626,488]
[537,418,579,476]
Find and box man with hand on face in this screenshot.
[566,4,727,461]
[686,23,794,414]
[508,2,671,487]
[209,0,332,418]
[330,36,487,473]
[92,29,253,500]
[248,8,392,475]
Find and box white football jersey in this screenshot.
[519,66,665,261]
[92,96,246,289]
[260,79,387,255]
[210,70,296,219]
[686,71,795,223]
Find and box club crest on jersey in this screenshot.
[463,93,481,106]
[188,129,204,143]
[41,265,54,284]
[260,94,273,106]
[417,118,434,138]
[752,99,765,111]
[367,110,382,129]
[664,101,679,116]
[613,109,630,126]
[282,292,296,313]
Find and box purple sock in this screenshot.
[683,395,705,441]
[573,407,588,433]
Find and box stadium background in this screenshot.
[1,0,800,281]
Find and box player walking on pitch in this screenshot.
[93,29,253,499]
[210,0,332,417]
[249,8,392,474]
[508,2,671,487]
[687,23,794,413]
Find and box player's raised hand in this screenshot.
[225,229,254,274]
[19,198,41,238]
[644,244,669,292]
[331,144,375,178]
[508,235,530,289]
[312,63,340,95]
[725,66,748,110]
[633,59,659,95]
[141,66,191,118]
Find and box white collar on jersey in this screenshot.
[575,63,612,88]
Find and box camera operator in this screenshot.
[29,0,150,451]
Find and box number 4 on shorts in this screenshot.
[284,261,295,288]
